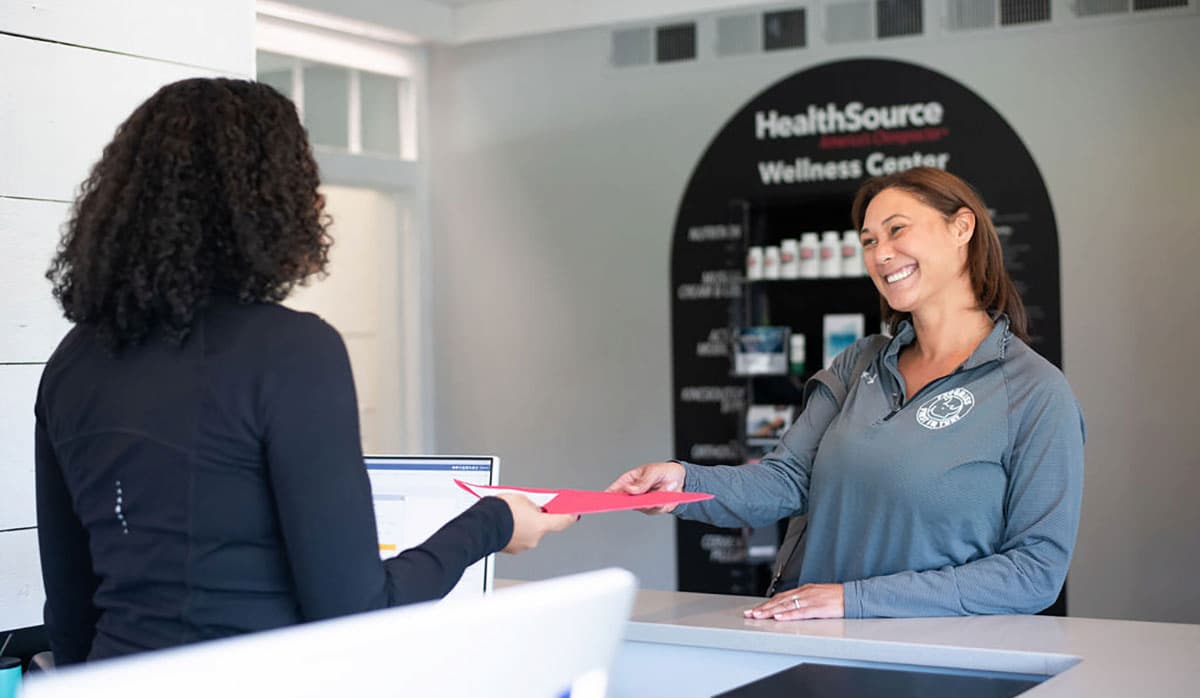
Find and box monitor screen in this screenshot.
[363,455,498,599]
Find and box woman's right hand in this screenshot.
[495,493,577,554]
[605,461,686,514]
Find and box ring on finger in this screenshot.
[792,596,801,609]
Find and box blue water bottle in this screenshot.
[0,656,20,698]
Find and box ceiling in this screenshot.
[425,0,508,6]
[261,0,777,44]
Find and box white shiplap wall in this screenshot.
[0,0,254,633]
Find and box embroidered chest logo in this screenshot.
[916,388,975,430]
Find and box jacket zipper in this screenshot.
[881,370,964,422]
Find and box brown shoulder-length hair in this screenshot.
[46,77,331,351]
[849,167,1029,342]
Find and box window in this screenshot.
[255,54,408,159]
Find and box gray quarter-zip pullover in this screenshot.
[677,315,1085,618]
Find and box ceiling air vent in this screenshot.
[1133,0,1188,9]
[947,0,997,29]
[877,0,924,37]
[764,8,807,50]
[657,23,697,62]
[1000,0,1052,24]
[825,1,874,43]
[611,27,653,67]
[716,14,759,55]
[1071,0,1130,15]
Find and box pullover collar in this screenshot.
[882,313,1012,382]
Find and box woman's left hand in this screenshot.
[743,583,845,621]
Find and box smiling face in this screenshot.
[858,187,975,316]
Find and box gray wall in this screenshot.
[429,15,1200,621]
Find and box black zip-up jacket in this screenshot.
[35,297,512,664]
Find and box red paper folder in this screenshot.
[454,479,713,515]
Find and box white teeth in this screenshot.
[886,266,916,284]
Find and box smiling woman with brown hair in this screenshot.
[609,167,1085,621]
[35,77,574,665]
[851,167,1028,343]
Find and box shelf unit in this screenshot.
[698,197,882,595]
[729,198,880,462]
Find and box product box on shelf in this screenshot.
[734,326,791,376]
[823,314,865,369]
[746,404,796,446]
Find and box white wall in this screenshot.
[428,13,1200,621]
[0,0,254,633]
[285,185,406,455]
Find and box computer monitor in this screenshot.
[21,568,638,698]
[363,455,499,599]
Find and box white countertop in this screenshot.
[621,587,1200,696]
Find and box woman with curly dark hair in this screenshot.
[35,77,573,664]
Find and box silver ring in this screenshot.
[792,596,801,609]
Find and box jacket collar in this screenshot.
[883,313,1011,374]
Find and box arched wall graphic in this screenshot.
[669,58,1064,613]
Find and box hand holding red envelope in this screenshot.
[455,479,713,515]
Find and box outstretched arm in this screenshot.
[262,318,512,616]
[673,381,842,529]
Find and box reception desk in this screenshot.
[607,587,1200,697]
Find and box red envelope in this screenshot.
[454,479,713,515]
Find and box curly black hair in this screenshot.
[47,77,331,350]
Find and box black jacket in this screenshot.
[35,297,511,663]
